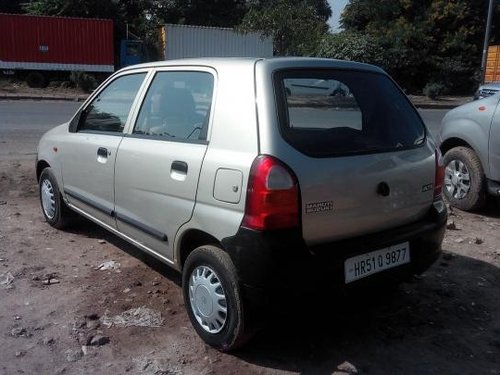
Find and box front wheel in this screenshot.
[443,146,486,211]
[39,168,71,228]
[182,245,253,351]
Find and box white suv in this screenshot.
[37,57,447,350]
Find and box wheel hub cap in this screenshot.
[194,285,213,317]
[444,159,471,199]
[188,265,227,334]
[41,179,56,219]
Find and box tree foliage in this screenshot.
[315,32,389,67]
[338,0,500,93]
[26,0,122,19]
[25,0,249,29]
[153,0,248,28]
[239,0,331,56]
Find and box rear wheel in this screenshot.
[443,146,485,211]
[39,168,71,228]
[182,245,253,351]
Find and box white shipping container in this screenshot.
[161,24,273,59]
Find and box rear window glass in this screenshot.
[275,70,426,157]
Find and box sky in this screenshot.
[328,0,349,32]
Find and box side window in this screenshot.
[134,71,214,141]
[78,73,146,133]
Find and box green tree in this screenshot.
[25,0,121,18]
[24,0,156,35]
[338,0,500,93]
[315,32,389,68]
[239,0,331,56]
[153,0,248,27]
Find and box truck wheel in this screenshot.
[443,146,486,211]
[182,245,254,351]
[26,72,48,88]
[39,168,71,228]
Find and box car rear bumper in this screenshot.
[221,203,447,295]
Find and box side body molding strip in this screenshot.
[115,212,168,242]
[64,188,115,217]
[64,188,168,242]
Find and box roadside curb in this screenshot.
[409,96,470,110]
[0,94,88,101]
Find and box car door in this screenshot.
[114,69,215,261]
[61,72,148,227]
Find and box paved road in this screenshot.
[0,100,449,158]
[0,100,81,159]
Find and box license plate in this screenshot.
[344,242,410,284]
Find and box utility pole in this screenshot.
[481,0,495,84]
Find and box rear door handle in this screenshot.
[171,161,188,181]
[171,161,188,174]
[97,147,109,158]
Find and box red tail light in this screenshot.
[242,155,300,231]
[434,149,445,201]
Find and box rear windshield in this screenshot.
[274,70,426,157]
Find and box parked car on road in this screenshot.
[36,57,446,351]
[473,82,500,100]
[440,93,500,210]
[284,78,349,96]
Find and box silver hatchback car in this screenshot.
[36,57,446,350]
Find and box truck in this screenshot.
[0,13,115,87]
[158,24,273,60]
[0,13,273,88]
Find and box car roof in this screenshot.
[118,57,385,75]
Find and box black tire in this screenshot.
[39,168,71,229]
[443,146,486,211]
[26,71,48,88]
[182,245,253,351]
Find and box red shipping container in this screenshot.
[0,13,114,72]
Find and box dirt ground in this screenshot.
[0,78,88,101]
[1,158,500,375]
